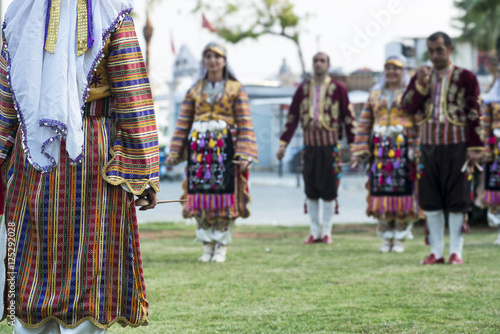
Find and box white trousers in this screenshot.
[425,210,464,259]
[14,319,106,334]
[195,220,235,245]
[308,199,334,238]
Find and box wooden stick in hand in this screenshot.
[135,198,186,207]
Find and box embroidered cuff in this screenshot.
[234,153,253,162]
[352,149,371,158]
[121,183,151,193]
[168,151,180,159]
[279,140,288,148]
[416,80,429,96]
[467,146,485,151]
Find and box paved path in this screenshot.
[136,171,376,226]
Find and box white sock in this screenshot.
[308,199,320,239]
[394,221,413,240]
[449,212,465,259]
[322,200,335,238]
[376,219,394,239]
[424,210,445,259]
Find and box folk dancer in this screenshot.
[401,32,484,265]
[479,74,500,245]
[167,42,258,263]
[276,52,357,244]
[0,0,159,331]
[351,56,420,253]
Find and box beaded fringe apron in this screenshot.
[186,125,235,210]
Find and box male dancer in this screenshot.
[277,52,356,244]
[401,32,483,265]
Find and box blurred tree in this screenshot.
[193,0,309,78]
[453,0,500,53]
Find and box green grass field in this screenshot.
[1,223,499,333]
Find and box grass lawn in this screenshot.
[1,223,499,333]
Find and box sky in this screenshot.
[1,0,463,83]
[135,0,463,82]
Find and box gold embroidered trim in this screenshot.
[77,0,89,56]
[45,0,61,54]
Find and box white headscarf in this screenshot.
[371,55,410,91]
[3,0,133,172]
[483,76,500,105]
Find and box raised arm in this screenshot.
[401,73,430,115]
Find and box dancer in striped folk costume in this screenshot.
[167,42,258,263]
[276,52,357,244]
[401,32,484,265]
[0,1,160,332]
[351,56,420,253]
[480,74,500,245]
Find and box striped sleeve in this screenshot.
[0,37,18,167]
[352,99,374,157]
[168,90,195,161]
[103,16,160,195]
[234,85,259,162]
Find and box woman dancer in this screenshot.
[480,73,500,245]
[0,0,159,331]
[351,56,419,253]
[167,42,258,262]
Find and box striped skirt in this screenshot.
[3,99,148,329]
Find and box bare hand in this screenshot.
[137,188,157,211]
[351,155,362,168]
[233,160,251,173]
[416,66,431,85]
[276,146,286,161]
[482,153,493,164]
[466,150,483,166]
[166,156,179,166]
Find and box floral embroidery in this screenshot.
[90,73,102,87]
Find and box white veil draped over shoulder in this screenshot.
[3,0,133,171]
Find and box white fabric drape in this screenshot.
[3,0,133,171]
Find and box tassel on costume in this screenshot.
[461,213,471,234]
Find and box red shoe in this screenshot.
[448,253,464,265]
[302,235,318,244]
[421,253,445,265]
[322,235,333,244]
